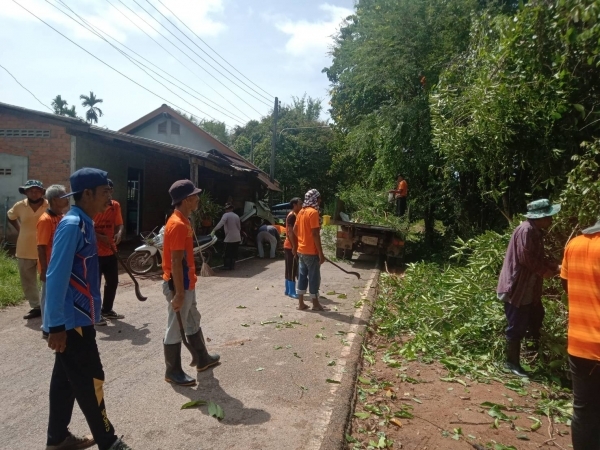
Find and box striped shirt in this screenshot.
[561,233,600,361]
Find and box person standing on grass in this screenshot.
[7,179,48,320]
[496,199,561,378]
[93,179,125,326]
[211,203,241,270]
[37,184,70,340]
[284,198,302,298]
[560,218,600,450]
[294,189,327,311]
[256,224,280,259]
[389,174,408,217]
[45,168,132,450]
[162,180,220,387]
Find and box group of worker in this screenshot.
[497,198,600,449]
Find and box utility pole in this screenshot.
[270,96,278,183]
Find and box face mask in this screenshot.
[28,197,44,204]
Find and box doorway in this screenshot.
[126,168,143,236]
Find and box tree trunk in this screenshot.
[424,201,435,249]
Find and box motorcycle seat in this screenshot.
[195,235,214,246]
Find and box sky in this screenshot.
[0,0,355,130]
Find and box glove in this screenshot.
[210,230,215,236]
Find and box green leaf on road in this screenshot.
[240,323,250,327]
[273,345,283,350]
[326,378,341,384]
[326,291,336,295]
[338,293,347,299]
[181,400,207,409]
[256,367,264,371]
[236,305,246,309]
[315,333,326,340]
[354,412,370,419]
[207,401,224,420]
[327,360,336,366]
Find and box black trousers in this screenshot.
[570,354,600,450]
[504,301,545,341]
[98,255,119,313]
[224,242,240,269]
[284,248,298,281]
[395,197,407,217]
[47,326,117,450]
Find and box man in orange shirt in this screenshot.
[389,174,408,217]
[284,197,302,298]
[37,184,70,339]
[162,180,220,386]
[294,189,326,311]
[561,219,600,449]
[94,180,125,325]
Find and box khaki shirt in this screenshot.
[7,198,49,259]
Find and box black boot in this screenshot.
[164,342,197,386]
[505,339,529,377]
[187,328,220,372]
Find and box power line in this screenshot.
[108,0,254,122]
[0,63,53,112]
[155,0,273,100]
[10,0,220,127]
[148,0,273,103]
[128,0,270,113]
[50,0,245,126]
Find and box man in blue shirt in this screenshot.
[45,168,131,450]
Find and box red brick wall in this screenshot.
[0,112,71,187]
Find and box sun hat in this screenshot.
[524,199,561,219]
[169,179,202,206]
[60,168,108,198]
[582,219,600,235]
[19,180,45,194]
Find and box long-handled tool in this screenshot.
[326,257,361,279]
[176,311,199,365]
[112,248,147,301]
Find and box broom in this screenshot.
[194,228,215,277]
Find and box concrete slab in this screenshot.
[0,256,378,450]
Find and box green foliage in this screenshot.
[80,91,103,124]
[0,250,23,307]
[51,95,78,118]
[373,230,568,384]
[338,186,408,233]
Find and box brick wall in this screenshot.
[0,112,72,188]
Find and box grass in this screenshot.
[0,250,24,307]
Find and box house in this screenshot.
[0,102,279,242]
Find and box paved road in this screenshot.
[0,256,377,450]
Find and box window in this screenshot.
[171,121,180,135]
[0,129,50,138]
[0,168,12,175]
[157,121,167,134]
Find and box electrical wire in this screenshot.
[10,0,219,126]
[128,0,270,113]
[108,0,254,121]
[155,0,273,100]
[0,63,54,112]
[50,0,245,126]
[147,0,273,103]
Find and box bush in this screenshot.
[0,250,23,307]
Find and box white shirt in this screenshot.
[213,211,241,243]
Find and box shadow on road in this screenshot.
[96,320,152,346]
[171,369,271,426]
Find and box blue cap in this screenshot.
[61,167,109,198]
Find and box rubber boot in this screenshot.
[284,280,290,296]
[187,328,220,372]
[164,342,197,386]
[287,280,298,299]
[504,339,529,377]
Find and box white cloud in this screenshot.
[0,0,226,43]
[275,4,353,58]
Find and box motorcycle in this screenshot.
[127,226,218,275]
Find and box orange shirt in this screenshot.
[37,210,63,265]
[396,180,408,198]
[295,207,320,255]
[284,211,297,250]
[162,209,197,290]
[561,233,600,361]
[94,200,123,257]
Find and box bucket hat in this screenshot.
[169,179,202,206]
[19,180,45,194]
[582,219,600,235]
[60,168,109,198]
[524,199,561,219]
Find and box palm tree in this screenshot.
[51,95,68,115]
[80,91,103,124]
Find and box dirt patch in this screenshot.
[346,334,571,450]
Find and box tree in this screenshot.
[51,95,77,118]
[80,91,103,124]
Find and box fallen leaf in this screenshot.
[326,378,341,384]
[256,367,264,371]
[181,400,207,409]
[279,313,283,318]
[315,333,326,340]
[207,401,225,420]
[354,412,370,419]
[255,287,259,290]
[240,323,250,327]
[326,291,336,295]
[273,345,283,350]
[236,305,247,309]
[293,352,301,358]
[389,418,402,428]
[412,398,422,404]
[338,293,347,299]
